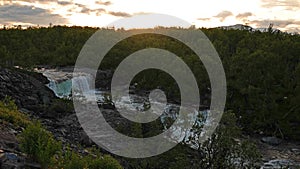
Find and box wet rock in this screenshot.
[0,153,22,169]
[261,159,299,169]
[101,102,115,109]
[0,150,41,169]
[261,137,282,146]
[0,152,22,169]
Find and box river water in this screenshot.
[38,68,208,148]
[37,68,300,169]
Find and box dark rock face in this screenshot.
[261,136,283,146]
[0,68,53,167]
[0,68,99,147]
[0,68,56,114]
[79,131,94,147]
[95,70,114,90]
[0,68,87,167]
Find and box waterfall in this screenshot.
[72,75,93,94]
[40,69,207,149]
[41,69,94,99]
[47,75,93,98]
[47,79,72,98]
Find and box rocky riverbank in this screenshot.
[0,68,55,111]
[0,67,300,169]
[0,67,136,168]
[254,136,300,168]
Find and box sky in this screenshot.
[0,0,300,32]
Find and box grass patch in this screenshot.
[51,147,123,169]
[0,96,31,127]
[18,121,61,168]
[0,96,122,169]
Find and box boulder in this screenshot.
[79,131,94,147]
[0,151,41,169]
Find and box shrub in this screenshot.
[52,147,123,169]
[46,99,74,117]
[88,154,123,169]
[188,111,261,168]
[18,122,61,168]
[0,96,31,127]
[51,149,86,169]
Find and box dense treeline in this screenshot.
[0,26,299,141]
[203,28,300,140]
[0,26,96,66]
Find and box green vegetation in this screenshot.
[0,26,299,168]
[46,98,74,116]
[195,111,261,168]
[52,148,123,169]
[125,111,261,168]
[0,26,95,67]
[0,97,122,169]
[0,96,31,127]
[18,121,61,168]
[0,26,299,141]
[18,121,123,169]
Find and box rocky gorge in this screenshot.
[0,67,300,169]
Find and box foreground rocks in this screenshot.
[0,122,41,169]
[0,67,131,167]
[254,136,300,169]
[0,149,41,169]
[0,68,56,114]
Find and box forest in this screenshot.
[0,26,299,141]
[0,26,300,168]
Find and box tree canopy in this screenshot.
[0,26,299,141]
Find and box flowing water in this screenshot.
[38,69,208,147]
[37,68,300,168]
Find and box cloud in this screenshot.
[74,4,106,15]
[80,6,91,13]
[249,19,300,28]
[261,0,300,10]
[133,12,153,15]
[0,4,67,25]
[95,0,112,6]
[57,1,72,6]
[75,3,85,8]
[1,0,58,4]
[108,11,131,17]
[197,17,211,21]
[80,7,106,15]
[214,11,233,21]
[285,26,300,33]
[249,19,300,33]
[236,12,253,19]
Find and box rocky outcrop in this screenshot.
[0,68,90,168]
[0,68,56,114]
[261,137,283,146]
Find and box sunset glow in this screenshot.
[0,0,299,32]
